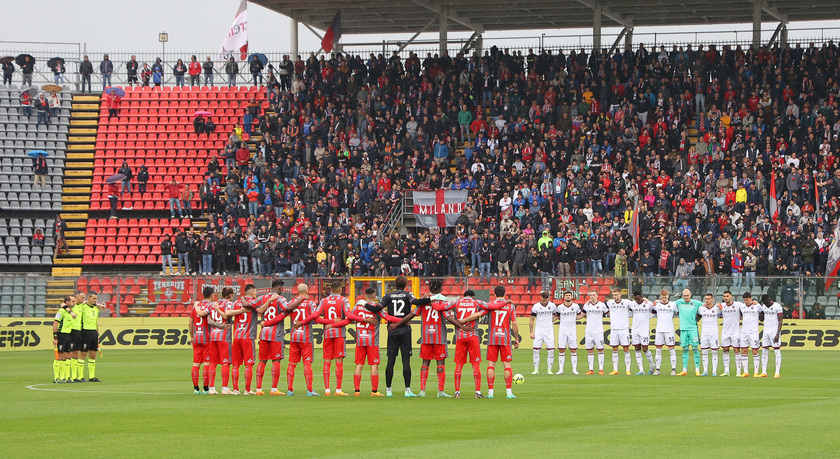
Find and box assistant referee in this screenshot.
[52,296,76,383]
[79,292,103,382]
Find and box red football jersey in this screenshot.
[453,297,487,340]
[191,300,212,345]
[414,299,454,345]
[287,299,320,344]
[232,296,261,340]
[352,302,387,347]
[210,299,234,343]
[259,295,289,342]
[319,294,352,339]
[484,300,515,346]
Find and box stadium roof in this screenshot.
[252,0,840,35]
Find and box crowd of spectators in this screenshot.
[98,40,840,287]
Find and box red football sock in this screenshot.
[191,366,199,387]
[437,365,446,391]
[454,363,464,392]
[202,365,209,387]
[208,365,216,388]
[371,373,379,392]
[287,363,296,391]
[420,365,429,391]
[222,364,230,387]
[244,365,253,392]
[504,368,512,389]
[304,363,313,391]
[354,373,362,392]
[335,361,344,390]
[256,361,266,389]
[271,361,282,389]
[323,361,331,391]
[487,367,495,389]
[232,366,240,391]
[472,362,482,392]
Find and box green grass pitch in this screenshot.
[2,349,839,458]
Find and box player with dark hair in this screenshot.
[759,294,783,378]
[225,284,273,394]
[371,275,427,397]
[451,289,487,398]
[316,281,366,396]
[273,283,323,396]
[255,280,303,395]
[80,291,106,382]
[190,287,216,394]
[391,279,471,397]
[52,296,76,383]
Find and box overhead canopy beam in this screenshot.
[767,21,785,47]
[752,0,788,23]
[608,27,629,54]
[573,0,633,28]
[408,0,486,34]
[397,16,438,53]
[460,31,480,54]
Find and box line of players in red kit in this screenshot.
[188,279,521,398]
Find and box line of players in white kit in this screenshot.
[529,287,784,378]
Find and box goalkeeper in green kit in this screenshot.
[674,289,702,376]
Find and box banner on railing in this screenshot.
[147,278,193,304]
[412,190,469,228]
[0,318,838,352]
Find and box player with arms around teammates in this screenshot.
[449,290,488,398]
[697,293,721,376]
[555,291,583,375]
[581,291,609,375]
[529,291,557,375]
[718,291,744,377]
[652,289,679,376]
[759,294,784,378]
[629,290,656,375]
[606,288,633,375]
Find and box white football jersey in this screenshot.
[531,302,557,332]
[629,299,654,336]
[606,298,632,330]
[583,301,609,334]
[762,302,783,334]
[653,300,678,334]
[698,305,722,335]
[555,302,581,335]
[720,301,743,336]
[740,302,762,334]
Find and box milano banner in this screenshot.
[412,190,469,228]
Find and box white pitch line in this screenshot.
[25,383,184,395]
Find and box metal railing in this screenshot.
[1,273,835,319]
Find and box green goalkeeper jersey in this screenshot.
[675,299,702,331]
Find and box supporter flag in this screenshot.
[769,172,778,222]
[218,0,248,61]
[321,10,342,53]
[815,174,821,219]
[413,190,469,228]
[825,218,840,290]
[629,196,640,253]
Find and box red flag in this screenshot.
[321,10,342,53]
[769,172,778,222]
[629,197,640,253]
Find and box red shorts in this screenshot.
[258,339,284,361]
[420,343,448,361]
[209,341,230,365]
[232,339,255,366]
[487,344,513,362]
[322,337,346,360]
[192,342,210,364]
[354,345,380,365]
[454,336,482,364]
[289,342,314,363]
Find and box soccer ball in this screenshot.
[512,373,524,384]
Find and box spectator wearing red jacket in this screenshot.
[236,142,250,172]
[246,182,260,216]
[107,182,119,219]
[188,55,201,86]
[107,92,121,118]
[731,251,744,288]
[166,179,184,219]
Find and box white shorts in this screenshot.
[720,334,741,348]
[655,332,676,346]
[740,331,760,349]
[533,331,555,350]
[700,333,720,349]
[761,331,781,348]
[584,332,604,350]
[557,332,578,349]
[631,331,650,346]
[609,329,630,347]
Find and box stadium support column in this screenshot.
[439,7,448,57]
[753,1,762,48]
[780,25,787,47]
[593,5,602,54]
[290,16,299,60]
[624,27,633,50]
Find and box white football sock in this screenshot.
[570,353,578,372]
[655,348,662,370]
[533,348,540,370]
[735,352,742,374]
[774,349,782,375]
[723,351,730,373]
[645,350,654,367]
[612,350,619,371]
[597,352,605,371]
[761,348,769,374]
[635,350,644,370]
[669,349,677,370]
[701,349,709,372]
[753,353,760,374]
[624,352,631,372]
[558,352,566,372]
[547,349,555,372]
[711,349,718,374]
[587,353,594,371]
